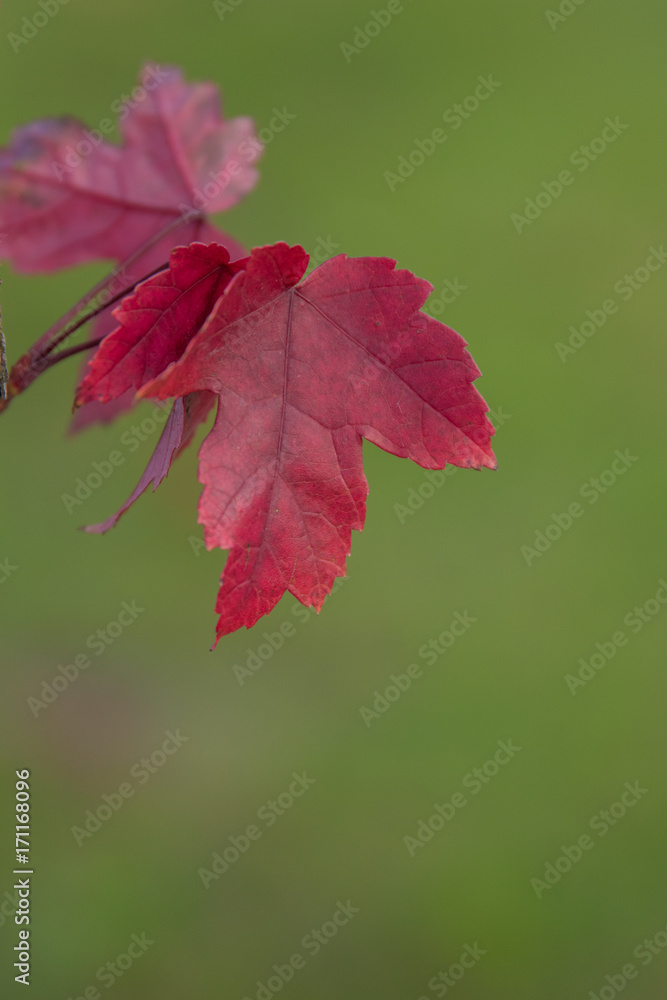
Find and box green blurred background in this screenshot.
[1,0,666,997]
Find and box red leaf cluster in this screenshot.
[0,66,495,644]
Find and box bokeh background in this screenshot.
[1,0,666,997]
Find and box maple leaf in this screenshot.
[0,64,259,426]
[0,63,258,274]
[129,242,496,644]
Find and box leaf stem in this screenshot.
[40,335,105,367]
[42,261,167,361]
[0,211,204,411]
[0,286,7,401]
[34,213,202,364]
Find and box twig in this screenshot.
[0,286,7,401]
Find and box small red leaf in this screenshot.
[69,222,245,433]
[75,242,244,407]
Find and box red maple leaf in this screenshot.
[120,242,497,644]
[0,63,258,274]
[0,64,259,428]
